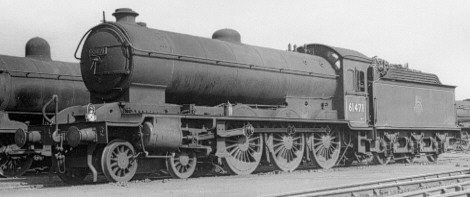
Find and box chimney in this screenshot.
[112,8,139,24]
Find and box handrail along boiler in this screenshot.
[17,8,462,183]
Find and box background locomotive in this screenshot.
[17,8,461,183]
[0,37,88,177]
[457,99,470,150]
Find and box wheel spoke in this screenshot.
[273,142,284,148]
[314,144,324,153]
[226,143,239,150]
[274,146,284,155]
[110,161,118,168]
[320,147,326,158]
[329,146,335,153]
[244,151,250,162]
[273,137,283,142]
[287,150,293,161]
[293,142,303,146]
[248,146,256,153]
[176,164,182,172]
[280,147,288,159]
[249,136,260,142]
[229,146,240,156]
[291,144,299,152]
[112,166,119,174]
[233,148,241,159]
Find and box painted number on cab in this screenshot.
[348,102,365,113]
[346,95,367,123]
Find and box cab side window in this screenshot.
[346,69,366,93]
[356,71,365,92]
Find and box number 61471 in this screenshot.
[348,103,365,113]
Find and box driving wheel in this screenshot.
[222,133,263,175]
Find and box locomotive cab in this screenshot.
[302,44,371,127]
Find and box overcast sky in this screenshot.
[2,0,469,99]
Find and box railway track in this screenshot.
[269,169,470,197]
[0,175,63,190]
[0,170,176,191]
[1,153,468,193]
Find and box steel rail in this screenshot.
[392,181,470,196]
[269,169,470,197]
[441,190,470,197]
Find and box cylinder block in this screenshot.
[141,118,182,151]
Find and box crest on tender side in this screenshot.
[414,96,423,115]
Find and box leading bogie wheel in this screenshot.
[266,133,305,172]
[222,133,263,175]
[307,129,341,169]
[101,139,138,182]
[167,150,197,179]
[0,154,33,177]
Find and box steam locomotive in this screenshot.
[0,38,88,177]
[16,8,463,183]
[457,99,470,150]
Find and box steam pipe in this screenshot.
[42,95,57,123]
[87,144,97,182]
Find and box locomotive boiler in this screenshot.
[0,37,88,177]
[18,8,461,183]
[81,10,337,109]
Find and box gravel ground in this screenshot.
[1,152,470,197]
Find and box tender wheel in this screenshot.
[405,155,416,164]
[359,155,374,164]
[58,168,88,184]
[342,150,356,166]
[101,139,138,182]
[167,150,197,179]
[307,129,341,169]
[0,154,33,177]
[266,133,305,172]
[222,133,263,175]
[403,154,416,164]
[395,153,416,164]
[372,153,392,165]
[460,139,470,151]
[427,154,439,162]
